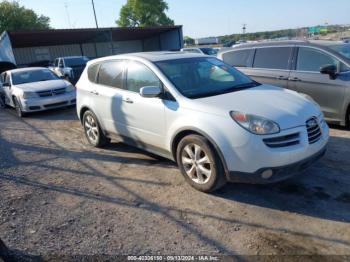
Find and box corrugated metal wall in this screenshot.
[12,28,183,66]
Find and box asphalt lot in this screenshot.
[0,107,350,258]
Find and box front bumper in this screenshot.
[220,117,329,184]
[20,92,76,112]
[227,145,327,184]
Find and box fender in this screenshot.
[170,126,230,179]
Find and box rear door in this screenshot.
[243,46,294,89]
[289,46,348,121]
[88,60,127,135]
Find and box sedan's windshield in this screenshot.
[329,43,350,59]
[12,69,60,85]
[156,57,260,99]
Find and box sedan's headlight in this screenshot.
[230,111,280,135]
[22,92,38,99]
[65,85,75,92]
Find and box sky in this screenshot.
[16,0,350,38]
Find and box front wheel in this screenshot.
[176,135,227,192]
[83,110,110,147]
[13,97,26,117]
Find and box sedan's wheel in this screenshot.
[177,134,227,192]
[83,110,110,147]
[13,97,26,118]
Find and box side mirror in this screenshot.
[139,86,162,98]
[320,64,337,80]
[2,83,10,87]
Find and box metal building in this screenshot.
[0,26,183,67]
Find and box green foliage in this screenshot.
[0,1,50,32]
[116,0,174,27]
[184,36,194,45]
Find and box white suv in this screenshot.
[76,52,329,192]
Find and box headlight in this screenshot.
[65,85,75,92]
[22,92,38,99]
[230,111,280,135]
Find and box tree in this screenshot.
[117,0,174,27]
[0,1,50,33]
[184,36,195,46]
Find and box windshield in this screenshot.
[200,48,218,56]
[12,69,60,85]
[64,57,89,67]
[329,44,350,59]
[156,57,260,99]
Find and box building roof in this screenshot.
[6,26,182,48]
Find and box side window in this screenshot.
[253,47,292,70]
[54,59,59,67]
[222,49,254,67]
[0,73,4,83]
[87,63,100,83]
[97,60,124,88]
[58,59,64,68]
[4,74,10,84]
[296,47,339,72]
[126,61,161,93]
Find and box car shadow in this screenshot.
[214,134,350,223]
[3,105,79,121]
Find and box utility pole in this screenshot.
[64,2,72,28]
[242,24,247,35]
[91,0,99,28]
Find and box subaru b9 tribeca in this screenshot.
[76,52,329,192]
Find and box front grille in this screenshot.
[263,133,300,148]
[37,88,66,97]
[43,101,68,108]
[306,117,322,144]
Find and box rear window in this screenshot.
[97,60,124,89]
[222,49,254,67]
[87,63,100,83]
[253,47,292,70]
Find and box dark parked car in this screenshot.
[218,40,350,127]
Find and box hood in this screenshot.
[184,84,321,130]
[15,80,70,92]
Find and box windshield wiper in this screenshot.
[188,82,261,99]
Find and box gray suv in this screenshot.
[218,41,350,127]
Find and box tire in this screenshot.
[13,97,26,118]
[82,110,110,148]
[176,134,227,192]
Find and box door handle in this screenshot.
[123,98,134,104]
[90,90,99,95]
[275,76,289,80]
[288,77,302,82]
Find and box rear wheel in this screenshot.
[83,110,110,147]
[176,134,227,192]
[13,97,26,117]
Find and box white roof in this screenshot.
[89,51,207,65]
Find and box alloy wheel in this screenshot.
[84,115,99,144]
[181,143,212,184]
